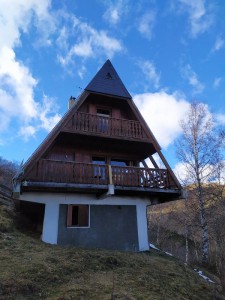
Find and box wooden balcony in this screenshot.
[63,112,148,141]
[26,159,175,190]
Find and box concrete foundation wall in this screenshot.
[20,192,151,251]
[58,204,139,251]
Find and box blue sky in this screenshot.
[0,0,225,174]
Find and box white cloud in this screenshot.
[213,77,222,88]
[57,16,123,66]
[71,41,93,58]
[216,113,225,125]
[0,47,38,120]
[0,0,61,141]
[77,65,87,80]
[138,60,160,89]
[0,108,10,133]
[38,95,61,132]
[138,11,156,39]
[133,91,190,148]
[56,26,68,50]
[212,37,224,52]
[178,0,213,38]
[0,0,53,48]
[174,160,225,184]
[108,8,119,24]
[181,64,204,94]
[173,162,191,184]
[19,125,37,141]
[18,95,61,140]
[103,0,129,25]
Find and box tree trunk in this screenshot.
[185,222,189,265]
[198,186,209,264]
[156,207,162,246]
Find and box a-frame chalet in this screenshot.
[13,60,182,251]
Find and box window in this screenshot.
[97,108,110,116]
[97,108,110,133]
[92,157,106,179]
[110,159,129,167]
[92,157,106,165]
[67,205,89,227]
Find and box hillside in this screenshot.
[0,203,225,300]
[147,186,225,260]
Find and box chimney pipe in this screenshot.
[68,96,76,110]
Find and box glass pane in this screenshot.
[92,157,106,165]
[97,108,110,116]
[92,157,106,178]
[111,160,129,167]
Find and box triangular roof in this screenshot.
[85,59,132,99]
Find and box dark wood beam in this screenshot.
[141,160,148,168]
[157,151,182,189]
[148,156,159,168]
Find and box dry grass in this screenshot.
[0,203,224,300]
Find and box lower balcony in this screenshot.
[23,159,179,193]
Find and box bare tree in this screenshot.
[175,102,224,264]
[0,157,18,189]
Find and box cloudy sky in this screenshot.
[0,0,225,173]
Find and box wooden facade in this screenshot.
[15,60,181,200]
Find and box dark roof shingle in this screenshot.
[85,59,132,99]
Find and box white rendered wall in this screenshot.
[136,201,149,251]
[20,192,151,250]
[42,201,59,244]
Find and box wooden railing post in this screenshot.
[108,165,113,185]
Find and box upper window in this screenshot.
[97,108,110,133]
[97,108,110,117]
[92,157,106,178]
[111,159,129,167]
[67,205,89,227]
[92,157,106,165]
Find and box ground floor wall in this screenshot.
[20,193,151,251]
[58,204,138,251]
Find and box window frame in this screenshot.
[67,204,90,228]
[96,107,111,133]
[96,107,111,117]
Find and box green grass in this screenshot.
[0,203,224,300]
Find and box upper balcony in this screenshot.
[22,159,180,197]
[62,112,148,142]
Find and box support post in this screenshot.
[149,156,159,168]
[108,164,113,185]
[136,202,149,251]
[157,150,181,189]
[42,202,59,244]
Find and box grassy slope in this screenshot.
[0,204,224,300]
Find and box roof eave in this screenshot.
[85,89,132,100]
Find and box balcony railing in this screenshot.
[27,159,172,189]
[64,112,147,140]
